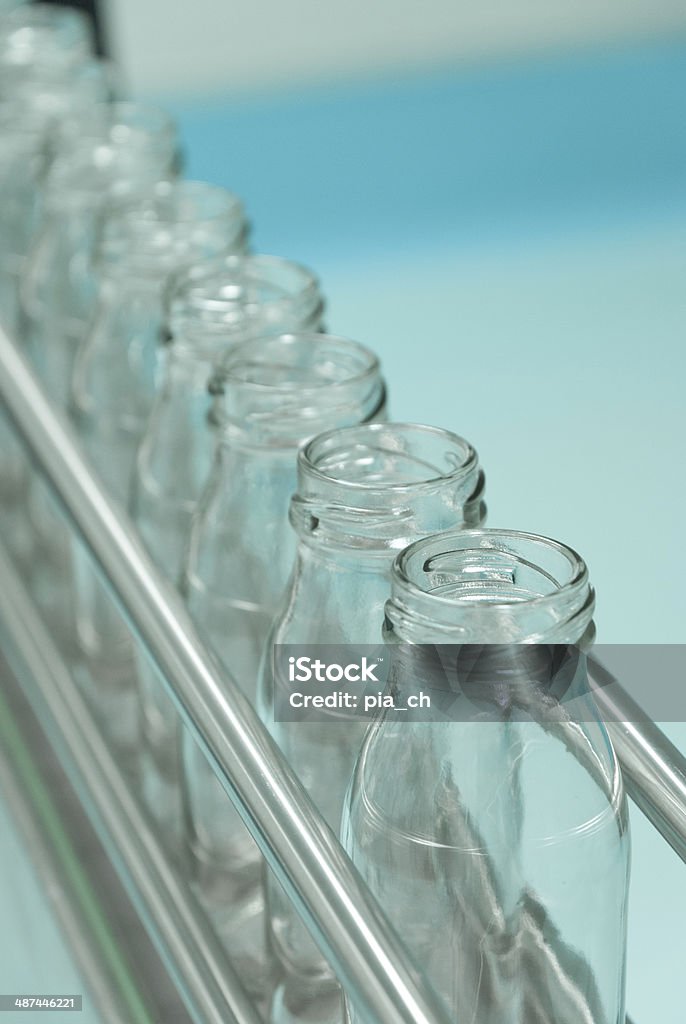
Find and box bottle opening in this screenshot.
[97,181,246,274]
[209,333,385,448]
[302,422,477,491]
[389,530,595,644]
[167,253,324,338]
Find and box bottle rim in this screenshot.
[45,144,172,208]
[210,332,380,396]
[388,528,594,637]
[298,422,480,497]
[166,252,323,331]
[102,178,244,234]
[56,100,177,151]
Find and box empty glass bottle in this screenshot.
[342,529,630,1024]
[16,126,177,649]
[22,110,178,407]
[74,179,247,500]
[258,422,485,1024]
[166,251,325,345]
[133,256,324,579]
[0,66,113,550]
[0,71,116,335]
[131,258,325,828]
[68,180,247,746]
[180,333,386,999]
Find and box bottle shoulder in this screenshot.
[347,717,628,853]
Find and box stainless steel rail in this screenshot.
[0,325,453,1024]
[590,656,686,865]
[0,542,260,1024]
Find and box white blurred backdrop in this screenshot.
[109,0,686,96]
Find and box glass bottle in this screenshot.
[342,529,630,1024]
[131,257,325,827]
[0,65,112,563]
[68,180,248,748]
[22,109,178,407]
[16,128,177,649]
[166,251,325,344]
[180,333,386,1000]
[53,99,179,168]
[73,180,247,500]
[258,422,486,1024]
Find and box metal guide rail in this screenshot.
[0,321,683,1023]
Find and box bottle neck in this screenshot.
[211,334,386,451]
[290,423,486,558]
[381,532,598,729]
[386,530,595,646]
[384,641,594,721]
[167,253,324,345]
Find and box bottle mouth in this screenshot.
[166,252,324,338]
[0,58,112,130]
[290,423,486,548]
[45,142,173,208]
[300,422,478,495]
[96,180,247,273]
[209,333,385,446]
[56,100,176,155]
[388,529,595,643]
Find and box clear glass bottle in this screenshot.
[22,110,177,407]
[0,66,113,546]
[16,128,177,650]
[1,58,113,146]
[53,99,178,167]
[73,180,248,499]
[180,333,386,1000]
[68,180,247,746]
[342,529,630,1024]
[166,252,325,345]
[131,258,325,828]
[258,422,486,1024]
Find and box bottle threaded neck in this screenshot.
[166,253,324,345]
[45,141,173,211]
[387,529,595,644]
[95,180,246,278]
[290,422,486,551]
[209,333,385,449]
